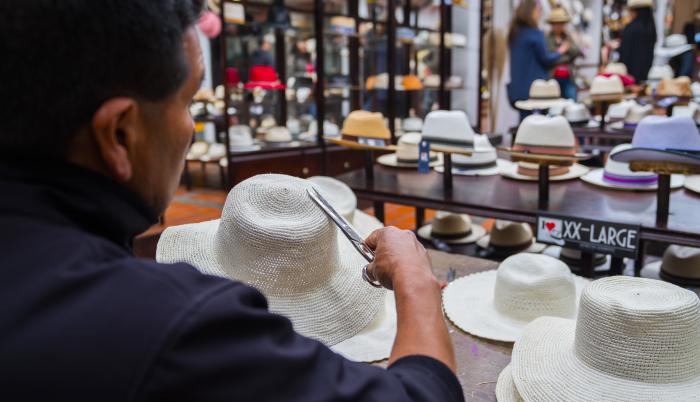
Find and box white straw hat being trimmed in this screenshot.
[442,253,589,343]
[416,211,487,244]
[156,174,394,362]
[512,276,700,402]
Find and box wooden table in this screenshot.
[427,250,510,402]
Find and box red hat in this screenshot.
[198,11,222,39]
[226,67,241,86]
[244,65,285,90]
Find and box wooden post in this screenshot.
[443,153,453,193]
[656,174,671,226]
[538,164,550,210]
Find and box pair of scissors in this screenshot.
[307,187,382,288]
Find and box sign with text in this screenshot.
[536,214,640,258]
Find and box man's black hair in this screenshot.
[0,0,204,158]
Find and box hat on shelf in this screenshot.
[186,141,210,160]
[300,120,341,140]
[656,76,692,97]
[672,103,700,125]
[547,7,571,23]
[198,11,222,39]
[559,102,592,125]
[611,115,700,166]
[423,74,441,88]
[199,143,227,162]
[421,110,476,147]
[511,276,700,402]
[589,75,625,96]
[582,144,685,191]
[245,65,286,90]
[620,103,654,128]
[647,65,675,81]
[306,176,383,238]
[606,99,637,120]
[645,245,700,283]
[290,11,313,30]
[514,79,567,110]
[402,116,423,132]
[229,125,261,152]
[434,134,503,176]
[442,253,589,342]
[341,110,391,143]
[656,34,694,58]
[366,73,404,90]
[264,126,294,144]
[476,220,547,255]
[256,114,277,133]
[685,174,700,194]
[416,212,487,244]
[330,16,356,35]
[377,132,441,168]
[402,75,423,90]
[559,247,609,268]
[627,0,654,8]
[156,174,396,363]
[603,62,628,76]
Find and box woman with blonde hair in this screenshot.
[507,0,569,119]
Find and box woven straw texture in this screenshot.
[512,277,700,401]
[157,174,387,350]
[442,254,589,342]
[496,364,524,402]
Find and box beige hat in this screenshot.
[590,75,625,96]
[547,7,571,23]
[199,143,227,162]
[341,110,391,140]
[624,103,654,126]
[648,65,675,81]
[421,110,476,147]
[514,79,567,110]
[657,77,692,97]
[442,253,589,342]
[512,114,576,156]
[512,276,700,402]
[476,220,547,255]
[644,246,700,283]
[606,99,637,120]
[416,212,487,244]
[264,126,293,143]
[156,174,396,362]
[603,62,629,76]
[377,132,442,168]
[186,141,210,160]
[627,0,654,8]
[685,175,700,194]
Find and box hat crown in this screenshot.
[604,144,657,178]
[214,174,337,293]
[649,65,674,80]
[249,65,280,82]
[632,116,700,151]
[665,34,688,48]
[431,212,472,235]
[493,254,577,321]
[421,110,476,144]
[590,75,624,95]
[661,246,700,279]
[490,220,533,247]
[624,104,653,123]
[342,110,390,139]
[529,79,561,99]
[514,115,576,148]
[604,63,628,76]
[265,126,291,142]
[574,277,700,383]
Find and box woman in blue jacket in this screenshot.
[507,0,569,119]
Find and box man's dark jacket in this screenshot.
[0,161,464,402]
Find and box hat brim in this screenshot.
[589,93,634,102]
[475,235,547,254]
[500,163,589,182]
[610,148,700,167]
[416,223,487,245]
[496,364,522,402]
[656,45,693,58]
[683,175,700,194]
[433,159,509,176]
[442,271,589,343]
[377,153,444,168]
[229,144,263,153]
[512,317,700,402]
[156,218,388,352]
[514,98,568,111]
[581,169,685,191]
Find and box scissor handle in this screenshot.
[356,242,375,263]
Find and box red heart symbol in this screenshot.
[545,222,556,232]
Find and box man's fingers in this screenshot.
[363,228,383,250]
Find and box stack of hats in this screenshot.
[476,220,546,256]
[442,253,588,343]
[581,143,685,191]
[417,212,486,245]
[341,110,391,146]
[377,132,441,168]
[502,115,589,181]
[643,245,700,285]
[156,174,396,363]
[514,79,567,111]
[264,126,294,145]
[497,276,700,402]
[544,246,608,271]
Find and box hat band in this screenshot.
[431,228,473,240]
[397,154,438,164]
[489,238,534,254]
[603,171,658,184]
[422,137,475,148]
[453,160,498,169]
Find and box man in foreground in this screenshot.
[0,1,462,401]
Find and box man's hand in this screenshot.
[364,227,436,291]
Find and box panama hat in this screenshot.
[644,246,700,284]
[495,364,521,402]
[547,7,571,23]
[589,75,625,96]
[402,116,423,132]
[627,0,654,8]
[603,62,628,76]
[341,110,391,142]
[685,175,700,194]
[621,103,654,128]
[648,64,675,81]
[656,76,692,97]
[476,220,547,255]
[611,116,700,166]
[434,134,502,176]
[264,126,293,143]
[515,79,567,110]
[512,115,576,156]
[606,99,637,120]
[501,161,589,181]
[377,132,441,168]
[672,103,700,125]
[512,276,700,402]
[656,34,693,58]
[582,144,685,191]
[442,253,589,343]
[416,211,486,244]
[421,110,476,147]
[559,102,592,125]
[229,125,262,153]
[186,141,209,160]
[156,174,396,362]
[245,65,285,90]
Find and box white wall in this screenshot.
[451,1,481,126]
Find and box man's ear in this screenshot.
[90,98,140,182]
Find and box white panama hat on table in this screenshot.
[511,276,700,402]
[582,143,685,191]
[156,174,396,363]
[377,132,442,168]
[442,253,589,343]
[514,79,568,111]
[476,220,547,255]
[416,211,487,244]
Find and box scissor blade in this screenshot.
[307,188,364,243]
